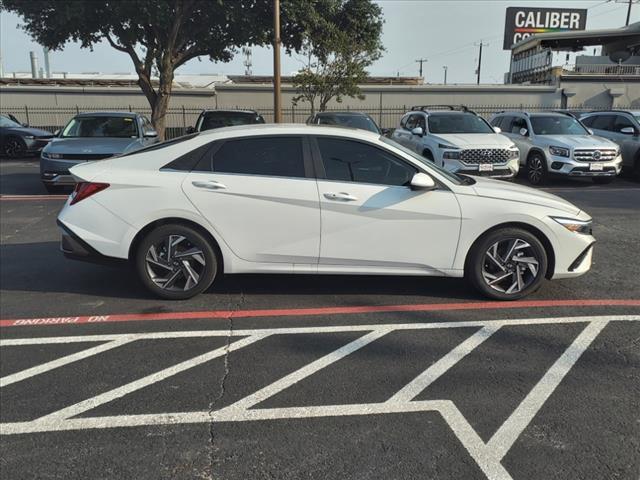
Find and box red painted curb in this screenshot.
[1,299,638,328]
[0,195,67,201]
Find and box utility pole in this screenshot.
[415,58,427,79]
[475,41,486,85]
[273,0,282,123]
[443,66,448,85]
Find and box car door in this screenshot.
[182,135,320,266]
[611,114,639,167]
[313,136,461,272]
[507,116,532,164]
[585,114,615,141]
[392,114,413,147]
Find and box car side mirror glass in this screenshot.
[410,172,436,190]
[186,126,195,134]
[381,128,391,137]
[53,129,60,137]
[411,127,424,137]
[144,129,158,138]
[493,126,502,133]
[620,126,635,135]
[21,122,29,128]
[519,128,528,137]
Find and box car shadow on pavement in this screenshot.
[0,241,481,302]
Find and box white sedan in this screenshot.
[57,124,595,300]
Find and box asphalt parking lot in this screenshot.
[1,158,639,480]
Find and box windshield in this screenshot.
[62,116,139,138]
[428,113,494,134]
[122,133,199,156]
[198,112,265,131]
[380,137,471,186]
[530,116,589,135]
[0,116,21,128]
[313,114,380,134]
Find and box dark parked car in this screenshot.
[0,114,54,158]
[40,111,158,192]
[306,111,386,135]
[188,109,265,133]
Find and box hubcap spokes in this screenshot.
[481,238,539,294]
[145,235,205,291]
[529,158,542,182]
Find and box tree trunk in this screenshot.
[151,93,170,141]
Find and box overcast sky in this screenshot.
[1,0,637,84]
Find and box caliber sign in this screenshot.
[503,7,587,50]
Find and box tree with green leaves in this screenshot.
[292,0,383,115]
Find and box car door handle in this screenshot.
[192,180,227,190]
[324,192,358,201]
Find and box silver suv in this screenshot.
[392,106,520,179]
[579,110,640,179]
[490,111,622,185]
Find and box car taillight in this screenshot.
[70,182,110,205]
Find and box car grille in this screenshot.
[460,148,511,164]
[57,153,114,160]
[573,149,617,162]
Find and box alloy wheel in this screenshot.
[528,156,543,184]
[4,138,25,158]
[481,238,540,294]
[145,234,206,291]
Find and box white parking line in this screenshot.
[1,314,638,480]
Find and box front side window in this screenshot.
[211,137,305,178]
[588,115,615,131]
[530,116,589,135]
[510,117,528,134]
[428,113,494,134]
[317,137,416,187]
[61,116,139,138]
[613,115,634,132]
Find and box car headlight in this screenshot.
[552,217,592,235]
[549,146,570,158]
[438,143,459,150]
[443,150,461,160]
[42,152,62,159]
[23,135,35,139]
[508,145,519,159]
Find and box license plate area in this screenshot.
[479,163,494,172]
[589,163,604,171]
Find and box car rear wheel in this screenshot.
[466,228,547,300]
[526,153,547,185]
[135,224,219,300]
[3,137,26,158]
[592,177,614,185]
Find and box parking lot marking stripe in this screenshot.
[486,319,609,460]
[34,334,267,423]
[217,329,390,414]
[0,338,134,388]
[387,325,499,403]
[2,299,639,328]
[2,314,638,346]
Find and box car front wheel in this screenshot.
[466,228,548,300]
[135,224,219,300]
[3,137,26,158]
[526,153,547,185]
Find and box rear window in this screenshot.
[210,137,305,178]
[312,114,380,134]
[197,111,265,131]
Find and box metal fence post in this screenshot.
[182,106,186,134]
[24,106,30,125]
[76,105,79,114]
[291,104,295,123]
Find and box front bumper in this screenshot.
[40,157,84,185]
[546,154,623,178]
[443,157,519,179]
[25,138,53,153]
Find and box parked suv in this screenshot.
[579,110,640,179]
[306,111,383,134]
[490,111,622,185]
[187,109,265,133]
[41,112,158,192]
[392,106,519,179]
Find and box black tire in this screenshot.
[466,227,548,301]
[592,177,614,185]
[526,152,548,185]
[2,136,27,158]
[44,184,65,194]
[135,224,219,300]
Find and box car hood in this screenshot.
[434,133,514,148]
[45,137,137,154]
[5,126,54,137]
[535,135,618,149]
[470,177,581,215]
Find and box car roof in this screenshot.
[201,109,259,114]
[197,123,380,140]
[75,111,139,118]
[314,111,371,117]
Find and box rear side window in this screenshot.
[317,137,416,187]
[211,137,305,178]
[490,116,503,128]
[588,115,615,131]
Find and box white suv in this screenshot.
[392,106,520,179]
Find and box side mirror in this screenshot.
[620,126,635,135]
[411,127,424,137]
[587,128,594,135]
[144,129,158,138]
[186,126,196,134]
[519,128,529,137]
[53,129,61,137]
[410,172,436,191]
[381,128,391,137]
[21,122,29,128]
[493,126,502,133]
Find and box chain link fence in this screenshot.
[1,104,630,139]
